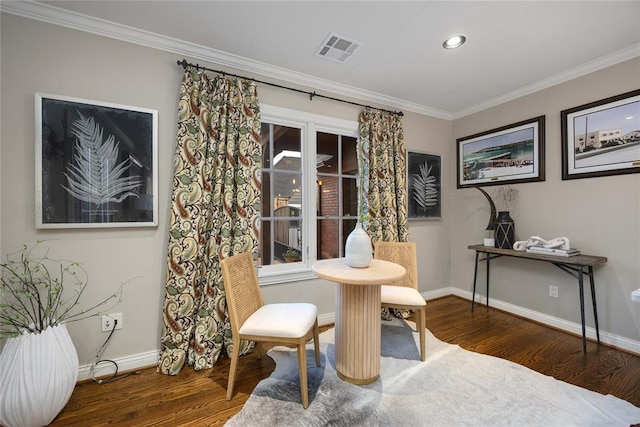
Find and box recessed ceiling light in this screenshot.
[443,35,466,49]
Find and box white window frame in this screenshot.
[258,104,358,286]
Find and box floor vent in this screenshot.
[316,32,362,64]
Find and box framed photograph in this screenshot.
[407,151,441,220]
[36,93,158,228]
[561,89,640,180]
[456,116,545,188]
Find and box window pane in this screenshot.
[342,177,357,217]
[342,136,358,175]
[273,171,302,208]
[261,172,271,217]
[274,218,302,262]
[258,220,271,266]
[317,132,338,173]
[317,176,338,217]
[261,122,271,168]
[273,126,301,172]
[317,219,339,259]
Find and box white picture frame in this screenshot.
[36,93,158,228]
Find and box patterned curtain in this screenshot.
[358,108,408,243]
[358,108,409,320]
[157,67,261,375]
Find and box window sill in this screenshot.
[258,264,318,286]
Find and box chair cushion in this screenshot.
[381,285,426,307]
[239,303,317,338]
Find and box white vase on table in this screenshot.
[345,222,373,268]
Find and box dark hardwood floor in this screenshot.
[51,296,640,426]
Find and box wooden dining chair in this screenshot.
[374,241,427,361]
[221,251,321,409]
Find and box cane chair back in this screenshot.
[221,252,321,409]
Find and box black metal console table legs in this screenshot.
[471,252,503,312]
[470,250,601,354]
[552,263,601,353]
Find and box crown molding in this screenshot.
[3,2,638,122]
[453,43,640,120]
[0,1,453,120]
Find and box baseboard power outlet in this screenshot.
[101,313,123,332]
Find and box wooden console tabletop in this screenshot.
[468,244,607,353]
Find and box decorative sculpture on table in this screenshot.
[474,187,497,246]
[513,236,571,251]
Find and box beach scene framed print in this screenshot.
[456,116,545,188]
[561,89,640,180]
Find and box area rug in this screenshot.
[225,318,640,426]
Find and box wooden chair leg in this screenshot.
[297,339,309,409]
[313,320,321,367]
[226,343,240,401]
[418,308,426,361]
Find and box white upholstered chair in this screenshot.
[374,241,427,361]
[221,252,321,409]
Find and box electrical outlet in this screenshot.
[101,313,123,332]
[549,285,559,298]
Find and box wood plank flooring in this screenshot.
[50,296,640,426]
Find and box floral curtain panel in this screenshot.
[358,108,408,243]
[358,108,409,320]
[158,67,261,375]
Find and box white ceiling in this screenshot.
[4,1,640,118]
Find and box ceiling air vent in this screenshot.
[316,32,362,64]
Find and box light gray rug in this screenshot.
[226,318,640,426]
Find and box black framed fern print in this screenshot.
[36,93,158,228]
[407,151,441,220]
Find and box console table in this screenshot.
[468,244,608,353]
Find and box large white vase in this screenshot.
[345,222,373,268]
[0,324,79,427]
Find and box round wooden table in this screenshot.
[312,258,406,384]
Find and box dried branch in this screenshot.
[1,241,129,338]
[493,185,520,211]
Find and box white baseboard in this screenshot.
[318,312,335,327]
[448,287,640,354]
[78,288,639,381]
[78,350,159,382]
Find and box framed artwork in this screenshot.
[407,151,441,220]
[456,116,545,188]
[561,89,640,180]
[36,93,158,228]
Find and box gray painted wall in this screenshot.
[451,58,640,345]
[0,13,451,368]
[1,12,638,373]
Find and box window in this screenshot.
[258,105,358,285]
[316,132,359,260]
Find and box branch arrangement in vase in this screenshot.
[0,241,129,338]
[493,185,519,212]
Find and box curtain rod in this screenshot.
[177,59,403,117]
